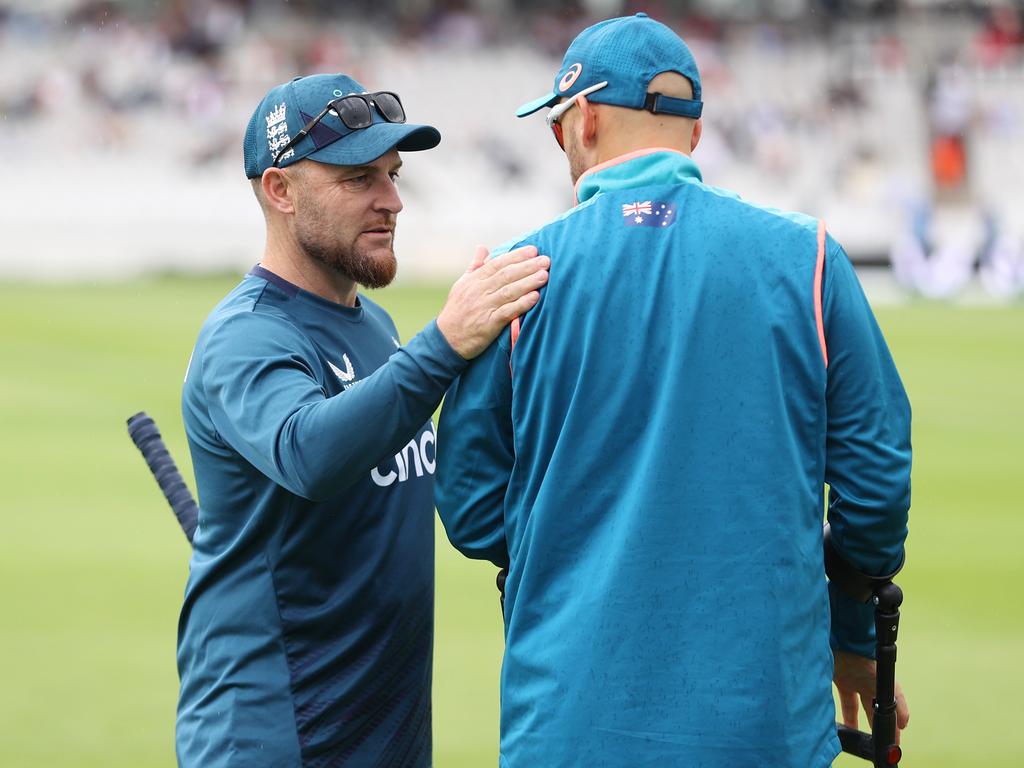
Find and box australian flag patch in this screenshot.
[622,200,677,228]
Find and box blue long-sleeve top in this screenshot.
[435,150,911,768]
[178,266,465,767]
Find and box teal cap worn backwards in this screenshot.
[516,13,703,120]
[243,73,441,179]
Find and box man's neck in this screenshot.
[596,136,691,166]
[260,229,358,306]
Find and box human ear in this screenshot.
[691,119,703,153]
[262,168,295,215]
[577,96,599,149]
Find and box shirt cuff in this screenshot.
[407,319,469,377]
[829,581,877,659]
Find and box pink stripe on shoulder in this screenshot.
[815,220,828,368]
[505,317,520,376]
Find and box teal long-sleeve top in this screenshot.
[435,150,911,768]
[178,267,466,767]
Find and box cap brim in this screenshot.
[515,91,558,118]
[307,122,441,166]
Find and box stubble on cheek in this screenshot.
[293,183,400,289]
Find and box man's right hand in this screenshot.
[833,650,910,743]
[437,245,550,360]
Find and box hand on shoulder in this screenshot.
[437,244,550,359]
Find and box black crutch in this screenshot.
[824,523,905,767]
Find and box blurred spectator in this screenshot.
[974,3,1023,67]
[425,0,489,47]
[927,61,973,200]
[527,0,593,56]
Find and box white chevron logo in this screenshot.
[329,354,355,383]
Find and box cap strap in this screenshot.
[643,92,703,119]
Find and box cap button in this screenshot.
[635,12,648,17]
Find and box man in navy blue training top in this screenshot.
[436,14,911,768]
[177,73,549,767]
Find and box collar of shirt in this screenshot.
[249,264,366,322]
[573,148,703,206]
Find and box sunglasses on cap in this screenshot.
[545,81,608,150]
[272,91,406,167]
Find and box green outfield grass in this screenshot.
[0,275,1020,767]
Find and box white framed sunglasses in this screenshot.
[545,81,609,149]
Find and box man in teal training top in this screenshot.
[177,73,548,767]
[436,14,911,768]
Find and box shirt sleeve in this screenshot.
[434,330,514,568]
[199,310,466,501]
[822,236,912,658]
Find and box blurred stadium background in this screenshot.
[1,1,1022,766]
[2,0,1024,293]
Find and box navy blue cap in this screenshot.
[243,73,441,179]
[516,13,702,120]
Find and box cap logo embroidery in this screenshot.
[559,63,583,92]
[265,101,294,162]
[265,102,287,127]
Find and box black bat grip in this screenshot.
[127,412,199,543]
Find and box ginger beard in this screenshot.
[565,133,588,186]
[560,111,589,185]
[293,185,399,290]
